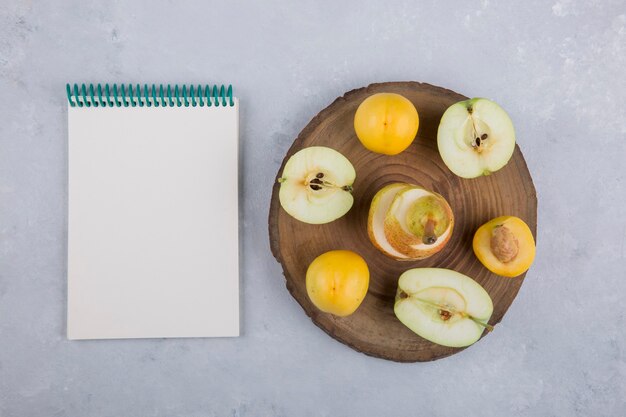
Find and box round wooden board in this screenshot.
[268,82,537,362]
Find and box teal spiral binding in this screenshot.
[66,83,235,108]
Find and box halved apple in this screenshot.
[278,146,355,224]
[437,98,516,178]
[394,268,494,347]
[367,183,453,260]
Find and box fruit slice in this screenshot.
[384,186,453,259]
[473,216,536,277]
[354,93,419,155]
[437,98,516,178]
[367,183,412,260]
[306,250,370,317]
[278,146,355,224]
[394,268,494,347]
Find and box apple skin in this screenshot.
[437,98,516,179]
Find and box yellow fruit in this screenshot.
[473,216,536,277]
[306,250,370,317]
[354,93,419,155]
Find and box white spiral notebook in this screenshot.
[66,84,239,339]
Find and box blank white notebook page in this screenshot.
[67,102,239,339]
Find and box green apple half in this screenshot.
[394,268,494,347]
[437,98,516,178]
[368,183,453,260]
[278,146,355,224]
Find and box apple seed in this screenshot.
[305,176,353,193]
[439,309,452,321]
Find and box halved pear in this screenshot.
[437,98,516,178]
[367,183,412,260]
[278,146,355,224]
[383,185,454,260]
[394,268,493,347]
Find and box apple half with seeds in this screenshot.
[278,146,355,224]
[367,183,453,260]
[394,268,494,348]
[437,98,516,178]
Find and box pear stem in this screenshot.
[422,218,437,245]
[410,296,494,332]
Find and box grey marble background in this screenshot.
[1,1,625,416]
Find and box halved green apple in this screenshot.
[394,268,494,347]
[437,98,516,178]
[278,146,355,224]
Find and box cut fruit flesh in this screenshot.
[406,196,450,239]
[473,216,536,277]
[437,98,516,178]
[367,183,411,260]
[382,186,454,260]
[278,146,355,224]
[394,268,493,348]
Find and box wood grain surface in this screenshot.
[268,81,537,362]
